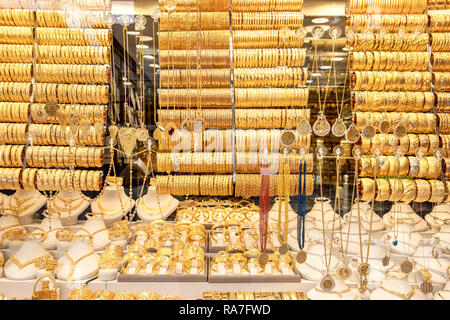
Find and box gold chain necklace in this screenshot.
[277,159,290,253]
[380,286,415,300]
[97,196,130,215]
[50,197,84,212]
[64,251,95,282]
[56,194,83,206]
[9,196,36,212]
[141,197,173,215]
[9,254,52,269]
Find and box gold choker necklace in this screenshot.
[141,197,173,215]
[380,286,415,300]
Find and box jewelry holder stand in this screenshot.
[411,242,449,287]
[38,213,64,250]
[0,212,25,249]
[347,243,396,289]
[6,190,47,225]
[56,238,99,281]
[386,223,423,256]
[4,240,50,280]
[383,202,428,232]
[75,214,110,251]
[136,185,179,222]
[433,281,450,300]
[306,197,343,231]
[436,224,450,255]
[307,275,361,300]
[370,268,428,300]
[49,191,91,226]
[425,202,450,232]
[334,221,370,255]
[90,179,135,228]
[343,203,385,232]
[0,192,9,208]
[268,197,298,230]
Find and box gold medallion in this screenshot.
[337,264,352,280]
[296,250,307,264]
[153,127,162,140]
[312,114,331,137]
[420,280,433,294]
[258,252,269,265]
[320,274,335,291]
[136,127,149,142]
[278,244,289,255]
[400,260,413,274]
[331,118,346,137]
[345,123,360,144]
[281,131,295,147]
[358,262,371,276]
[108,125,119,139]
[361,124,376,140]
[394,122,407,139]
[379,119,391,134]
[181,118,193,131]
[118,127,137,157]
[44,101,60,117]
[296,117,312,136]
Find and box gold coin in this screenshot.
[296,250,307,264]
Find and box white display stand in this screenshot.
[0,214,25,249]
[436,224,450,256]
[370,269,429,300]
[5,191,47,225]
[385,223,423,256]
[333,221,369,255]
[90,179,135,228]
[0,193,9,209]
[306,198,342,231]
[383,202,428,232]
[307,276,361,300]
[49,191,91,226]
[4,240,51,280]
[75,214,110,251]
[434,281,450,300]
[411,243,449,286]
[136,186,179,222]
[343,201,385,232]
[268,198,298,230]
[425,203,450,232]
[37,214,64,250]
[56,239,100,281]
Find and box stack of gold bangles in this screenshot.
[156,175,233,196]
[349,52,430,71]
[346,0,426,14]
[204,291,308,300]
[359,134,439,156]
[355,112,435,134]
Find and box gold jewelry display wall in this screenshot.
[0,0,111,191]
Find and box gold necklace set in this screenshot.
[9,195,37,212]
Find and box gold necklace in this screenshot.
[9,253,52,269]
[97,197,130,215]
[64,251,95,282]
[277,160,290,254]
[9,196,36,212]
[316,287,352,298]
[380,286,415,300]
[141,197,173,215]
[56,194,83,206]
[50,197,84,212]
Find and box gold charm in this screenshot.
[281,131,295,147]
[136,127,150,142]
[400,260,413,274]
[258,252,269,265]
[331,117,346,137]
[44,101,60,117]
[181,118,193,131]
[320,274,335,291]
[312,113,331,136]
[278,244,289,255]
[337,264,352,280]
[153,127,162,140]
[118,127,137,157]
[361,124,376,140]
[358,262,371,276]
[296,250,307,264]
[345,123,360,144]
[393,122,407,138]
[382,255,390,267]
[379,119,390,134]
[297,117,312,136]
[108,125,119,139]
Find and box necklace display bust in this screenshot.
[90,177,135,228]
[0,213,24,249]
[343,202,385,232]
[136,185,179,222]
[6,190,47,225]
[306,197,342,231]
[56,239,99,281]
[370,268,428,300]
[412,243,449,286]
[383,202,428,232]
[75,214,110,251]
[268,197,298,229]
[334,221,370,256]
[434,281,450,300]
[386,223,423,256]
[307,275,361,300]
[4,240,51,280]
[425,202,450,232]
[38,213,64,250]
[49,191,90,226]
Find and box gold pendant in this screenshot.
[258,252,269,265]
[136,127,149,142]
[278,244,289,255]
[118,127,137,157]
[296,117,312,136]
[296,250,307,264]
[331,118,346,137]
[153,126,162,140]
[361,124,376,140]
[312,113,331,136]
[69,112,80,134]
[337,264,352,280]
[44,101,60,117]
[345,123,360,144]
[108,125,119,139]
[358,262,371,276]
[320,274,335,291]
[379,119,391,134]
[281,131,295,147]
[400,260,413,274]
[420,280,433,294]
[382,255,390,267]
[393,122,407,138]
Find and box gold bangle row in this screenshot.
[430,33,450,52]
[231,12,304,30]
[0,145,24,167]
[428,0,450,10]
[159,0,303,12]
[36,28,111,46]
[355,112,435,134]
[37,45,110,65]
[160,68,231,88]
[160,12,229,31]
[433,72,450,92]
[26,124,105,146]
[360,133,439,156]
[350,51,429,72]
[156,175,233,196]
[157,129,310,152]
[346,14,427,33]
[0,44,32,63]
[24,146,104,168]
[349,33,429,52]
[35,10,112,29]
[35,64,110,84]
[352,91,434,112]
[31,104,107,124]
[0,102,29,122]
[7,0,112,11]
[436,93,450,112]
[440,135,450,154]
[429,13,450,32]
[346,0,426,14]
[432,53,450,72]
[0,82,31,102]
[33,83,109,104]
[0,26,33,44]
[234,67,308,87]
[0,63,32,82]
[351,71,431,92]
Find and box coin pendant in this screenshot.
[281,131,295,147]
[362,124,376,140]
[358,263,371,276]
[379,119,391,134]
[278,244,289,255]
[296,250,307,264]
[338,265,352,280]
[312,114,331,137]
[345,123,360,144]
[382,255,390,267]
[420,281,433,294]
[320,274,335,291]
[400,260,413,274]
[297,117,312,136]
[331,118,346,137]
[258,252,269,265]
